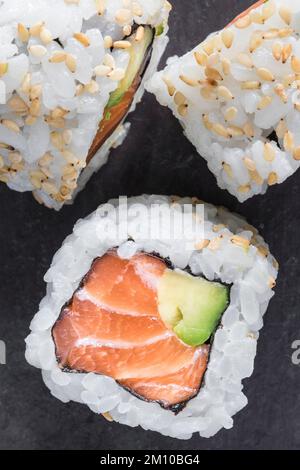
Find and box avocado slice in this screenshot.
[87,26,154,163]
[157,270,229,347]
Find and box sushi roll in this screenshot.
[146,0,300,202]
[0,1,171,209]
[25,195,278,439]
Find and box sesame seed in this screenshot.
[221,29,234,49]
[49,51,66,63]
[231,235,250,249]
[135,26,144,42]
[174,91,186,106]
[293,147,300,160]
[115,8,132,25]
[257,67,275,82]
[39,152,53,166]
[42,181,58,195]
[257,245,269,258]
[113,40,132,49]
[40,27,53,45]
[249,32,263,53]
[108,68,125,81]
[272,42,282,61]
[250,11,264,25]
[279,5,292,25]
[51,131,64,150]
[73,32,90,47]
[8,95,29,115]
[29,98,41,117]
[178,104,188,117]
[243,122,255,138]
[205,67,223,82]
[278,28,293,38]
[103,53,115,69]
[283,130,294,152]
[235,14,251,29]
[282,43,292,63]
[94,0,106,15]
[104,35,113,49]
[1,119,20,133]
[257,95,272,110]
[202,40,215,56]
[241,81,261,90]
[237,52,253,68]
[66,54,77,73]
[29,45,47,58]
[291,55,300,73]
[179,75,198,87]
[201,86,217,100]
[264,143,276,162]
[102,412,113,423]
[132,2,143,17]
[30,84,42,100]
[268,276,276,289]
[244,157,256,171]
[223,162,233,178]
[29,22,43,37]
[217,85,233,101]
[227,125,244,138]
[212,123,228,138]
[268,172,278,186]
[238,184,251,193]
[262,1,276,21]
[123,25,132,37]
[194,51,208,66]
[221,58,231,75]
[18,23,29,42]
[0,62,8,77]
[202,114,213,130]
[63,129,72,145]
[25,115,37,126]
[224,106,237,122]
[94,64,111,77]
[274,83,288,103]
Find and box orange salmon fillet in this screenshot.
[52,251,210,410]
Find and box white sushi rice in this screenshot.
[146,0,300,202]
[0,0,171,209]
[25,195,278,439]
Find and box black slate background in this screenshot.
[0,0,300,450]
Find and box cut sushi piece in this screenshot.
[52,250,229,411]
[26,195,278,439]
[0,0,171,209]
[146,0,300,202]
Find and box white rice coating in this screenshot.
[146,0,300,202]
[25,195,278,439]
[0,0,170,209]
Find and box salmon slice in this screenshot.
[52,251,210,410]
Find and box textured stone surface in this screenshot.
[0,0,300,450]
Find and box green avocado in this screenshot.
[157,270,229,347]
[107,26,154,110]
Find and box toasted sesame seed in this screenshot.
[235,14,251,29]
[228,125,244,138]
[84,80,100,94]
[29,98,41,117]
[291,55,300,73]
[283,130,294,152]
[174,91,186,106]
[268,172,278,186]
[257,245,269,258]
[66,54,77,73]
[94,64,111,77]
[241,81,261,90]
[1,119,20,133]
[278,28,293,38]
[29,45,47,58]
[244,157,256,171]
[202,40,215,56]
[21,73,31,94]
[40,27,53,45]
[217,85,234,101]
[8,95,29,115]
[102,412,113,423]
[178,104,188,117]
[205,67,223,82]
[194,50,208,66]
[279,5,292,25]
[115,8,132,25]
[262,1,276,21]
[51,131,64,150]
[238,184,251,193]
[268,276,276,289]
[223,162,233,178]
[293,147,300,160]
[282,43,292,63]
[25,115,37,126]
[224,106,238,122]
[262,28,279,40]
[108,68,125,81]
[113,40,132,49]
[29,22,43,37]
[272,42,282,61]
[257,67,275,82]
[103,53,115,69]
[251,11,264,25]
[135,26,144,42]
[237,52,253,68]
[39,152,53,167]
[123,24,132,37]
[284,74,296,88]
[201,86,217,100]
[162,76,176,96]
[249,32,263,53]
[221,58,231,75]
[104,35,113,49]
[30,84,42,100]
[243,122,255,138]
[257,95,272,110]
[231,235,250,249]
[221,29,234,48]
[249,169,263,184]
[179,75,198,87]
[202,114,213,130]
[73,32,90,47]
[0,62,8,77]
[49,51,66,63]
[212,123,228,138]
[94,0,106,15]
[42,181,58,195]
[274,83,288,103]
[264,143,276,162]
[18,23,29,42]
